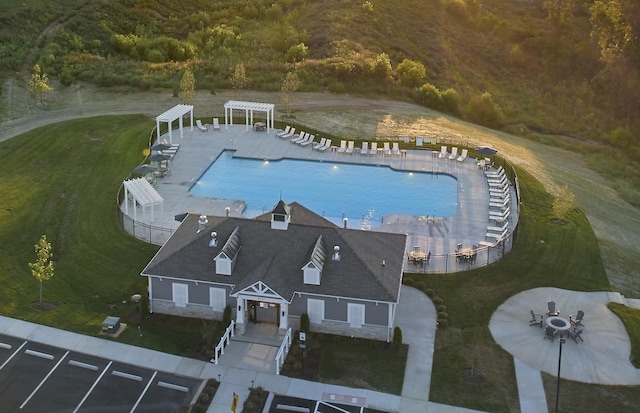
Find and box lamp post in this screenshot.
[555,334,566,413]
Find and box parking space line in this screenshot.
[20,350,69,409]
[0,340,27,371]
[112,370,143,381]
[24,349,55,360]
[157,381,189,393]
[69,359,99,371]
[130,371,157,413]
[73,360,113,413]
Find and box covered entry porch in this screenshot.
[233,281,289,335]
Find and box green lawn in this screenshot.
[1,115,637,412]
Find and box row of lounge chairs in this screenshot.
[356,141,401,156]
[196,118,220,132]
[485,165,510,240]
[437,146,468,162]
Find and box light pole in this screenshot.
[555,334,566,413]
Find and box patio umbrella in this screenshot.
[475,146,498,156]
[133,164,156,175]
[149,154,172,163]
[151,143,172,151]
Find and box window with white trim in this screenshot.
[172,283,188,308]
[307,298,325,324]
[209,287,226,312]
[348,303,365,328]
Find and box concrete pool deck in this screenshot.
[122,125,517,271]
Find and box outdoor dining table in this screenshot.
[253,122,266,131]
[409,250,427,264]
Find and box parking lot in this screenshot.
[269,395,388,413]
[0,334,202,413]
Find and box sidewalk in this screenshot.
[0,285,487,413]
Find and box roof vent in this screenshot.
[343,218,348,228]
[332,245,341,261]
[209,231,218,247]
[197,215,208,233]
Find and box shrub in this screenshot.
[425,288,435,297]
[437,305,447,313]
[370,52,392,80]
[285,43,308,63]
[392,326,403,351]
[300,313,310,332]
[198,393,210,404]
[419,83,444,110]
[396,59,426,88]
[433,296,445,305]
[466,92,504,129]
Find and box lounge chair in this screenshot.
[487,223,508,233]
[369,142,378,156]
[318,139,332,152]
[448,147,458,161]
[570,311,585,328]
[196,119,208,132]
[543,326,557,342]
[212,118,220,131]
[345,141,355,155]
[489,206,510,218]
[383,142,391,156]
[485,228,508,240]
[489,197,510,209]
[280,127,295,140]
[291,131,308,144]
[298,134,315,146]
[438,146,448,159]
[392,142,401,156]
[485,165,504,178]
[529,310,544,328]
[337,140,347,154]
[313,138,327,151]
[276,125,291,138]
[567,327,584,343]
[416,137,423,146]
[457,148,468,162]
[547,301,560,317]
[360,141,368,156]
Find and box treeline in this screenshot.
[1,0,639,203]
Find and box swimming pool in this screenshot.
[189,151,458,226]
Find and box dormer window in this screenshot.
[302,235,326,285]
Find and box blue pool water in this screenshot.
[189,151,457,225]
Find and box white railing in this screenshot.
[211,320,235,364]
[275,327,292,375]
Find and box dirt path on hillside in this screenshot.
[2,81,639,296]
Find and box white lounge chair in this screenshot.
[276,125,291,138]
[337,140,347,154]
[383,142,391,156]
[345,141,355,154]
[457,148,468,162]
[291,132,308,144]
[485,165,504,178]
[489,197,510,209]
[360,141,368,155]
[280,127,295,139]
[369,142,378,156]
[438,146,448,159]
[212,118,220,131]
[392,142,401,156]
[318,139,332,152]
[490,206,510,218]
[313,138,327,151]
[196,119,208,132]
[448,147,458,161]
[299,134,315,146]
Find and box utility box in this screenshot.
[102,316,121,334]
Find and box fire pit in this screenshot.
[546,316,570,331]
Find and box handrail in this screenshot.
[212,320,235,364]
[275,327,292,375]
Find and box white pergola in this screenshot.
[123,178,164,223]
[155,104,194,144]
[224,100,275,133]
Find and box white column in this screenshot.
[168,120,173,144]
[279,302,288,329]
[225,106,229,129]
[178,115,184,138]
[236,296,245,326]
[189,107,194,131]
[156,119,161,141]
[245,109,249,131]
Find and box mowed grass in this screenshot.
[404,167,637,412]
[0,116,157,333]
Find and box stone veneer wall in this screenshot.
[152,299,227,321]
[288,316,390,341]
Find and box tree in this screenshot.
[179,68,196,104]
[28,235,54,304]
[370,52,392,80]
[281,71,301,117]
[229,62,250,96]
[396,59,426,88]
[28,64,53,105]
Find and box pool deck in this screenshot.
[125,124,517,271]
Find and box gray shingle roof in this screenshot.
[141,202,406,303]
